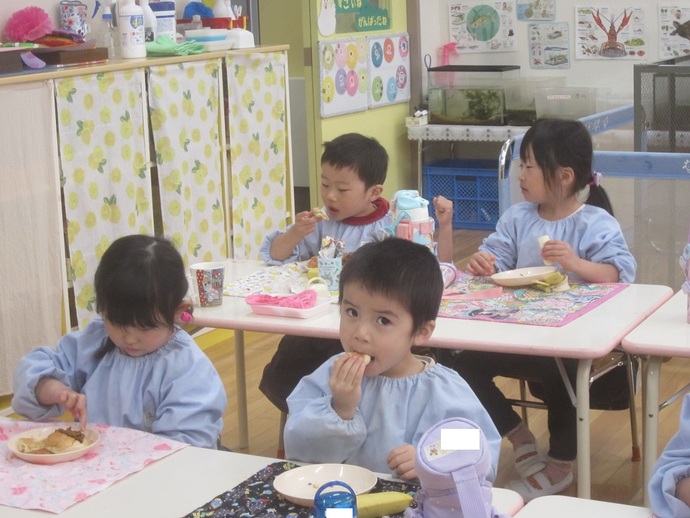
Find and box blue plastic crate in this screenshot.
[423,159,499,230]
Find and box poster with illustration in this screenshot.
[517,1,556,21]
[319,37,369,118]
[659,6,690,60]
[528,22,570,68]
[368,33,411,108]
[449,2,518,53]
[575,6,648,60]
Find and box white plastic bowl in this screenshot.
[186,28,228,42]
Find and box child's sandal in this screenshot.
[513,443,546,478]
[506,470,574,502]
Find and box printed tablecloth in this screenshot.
[0,418,187,514]
[440,272,628,327]
[184,461,418,517]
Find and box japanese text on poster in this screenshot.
[449,2,518,53]
[575,6,647,60]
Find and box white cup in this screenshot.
[189,262,225,307]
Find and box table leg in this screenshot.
[576,358,592,499]
[642,355,663,507]
[235,330,248,449]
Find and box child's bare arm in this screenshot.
[433,196,454,264]
[35,377,87,429]
[269,211,319,261]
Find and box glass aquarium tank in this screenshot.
[504,76,565,126]
[427,65,519,125]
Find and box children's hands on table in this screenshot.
[35,377,88,430]
[387,444,417,480]
[433,196,453,229]
[466,251,496,276]
[329,354,365,420]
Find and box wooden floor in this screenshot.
[199,228,690,507]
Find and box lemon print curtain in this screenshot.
[148,59,229,265]
[57,70,154,328]
[225,51,292,260]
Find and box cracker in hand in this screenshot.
[312,207,329,220]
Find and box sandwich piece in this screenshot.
[537,235,554,266]
[17,427,87,455]
[312,207,329,221]
[348,351,372,365]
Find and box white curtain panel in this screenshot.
[148,59,229,265]
[225,50,291,260]
[57,70,155,328]
[0,81,67,395]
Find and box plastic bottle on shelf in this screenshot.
[118,0,146,58]
[137,0,157,42]
[100,11,117,58]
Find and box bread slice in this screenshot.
[312,207,329,220]
[348,351,371,365]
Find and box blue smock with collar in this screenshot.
[284,354,501,480]
[12,317,227,449]
[480,202,636,282]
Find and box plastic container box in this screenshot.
[535,86,599,120]
[427,65,520,126]
[423,159,499,230]
[504,76,565,126]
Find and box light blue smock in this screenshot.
[284,355,501,480]
[649,393,690,518]
[12,317,227,449]
[479,202,636,282]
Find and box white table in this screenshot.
[513,495,651,517]
[621,289,690,505]
[0,447,524,517]
[193,259,673,498]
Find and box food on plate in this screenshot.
[17,427,89,455]
[531,271,570,293]
[537,234,553,266]
[357,492,414,518]
[307,255,319,269]
[348,351,372,365]
[312,207,329,220]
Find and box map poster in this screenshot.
[449,2,518,53]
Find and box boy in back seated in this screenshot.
[284,238,500,480]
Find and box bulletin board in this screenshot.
[319,37,369,118]
[367,33,411,108]
[319,32,411,118]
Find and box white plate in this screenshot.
[273,463,377,507]
[8,426,100,465]
[491,266,559,287]
[247,297,332,319]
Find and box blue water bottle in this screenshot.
[313,481,357,517]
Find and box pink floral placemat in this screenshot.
[0,418,188,514]
[439,272,628,327]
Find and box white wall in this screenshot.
[419,0,663,101]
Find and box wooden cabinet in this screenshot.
[0,46,293,392]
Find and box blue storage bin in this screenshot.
[423,159,500,230]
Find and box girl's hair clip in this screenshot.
[180,311,193,323]
[590,171,602,187]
